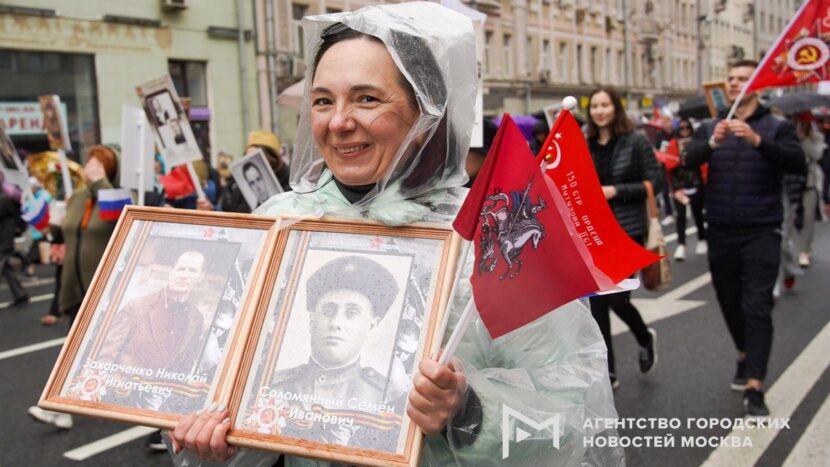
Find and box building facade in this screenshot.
[0,1,259,162]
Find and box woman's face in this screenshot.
[589,91,615,130]
[310,38,419,186]
[678,121,693,138]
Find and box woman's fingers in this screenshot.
[209,416,236,461]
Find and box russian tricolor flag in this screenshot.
[22,198,50,231]
[98,188,132,221]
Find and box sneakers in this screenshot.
[639,328,657,374]
[660,215,675,227]
[147,430,167,451]
[695,240,708,255]
[674,244,686,261]
[28,406,73,429]
[609,373,620,390]
[798,252,811,268]
[731,360,747,391]
[743,388,770,417]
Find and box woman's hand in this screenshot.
[50,244,65,265]
[407,358,466,436]
[170,404,237,461]
[601,185,617,200]
[196,197,214,211]
[83,158,106,184]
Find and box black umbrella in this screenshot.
[678,95,711,119]
[769,92,830,114]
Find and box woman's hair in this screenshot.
[87,146,118,183]
[677,118,693,133]
[586,86,633,139]
[311,23,455,191]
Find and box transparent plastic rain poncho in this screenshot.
[169,2,623,466]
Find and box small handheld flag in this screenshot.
[22,197,50,231]
[98,188,132,221]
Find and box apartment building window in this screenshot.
[617,50,624,85]
[577,44,583,83]
[590,46,598,83]
[169,60,208,107]
[558,41,568,80]
[292,4,308,57]
[503,34,513,77]
[542,39,551,76]
[325,7,341,13]
[484,31,493,76]
[605,47,611,82]
[527,37,532,77]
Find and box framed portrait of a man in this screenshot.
[229,218,461,466]
[136,75,202,167]
[230,150,283,210]
[39,207,278,428]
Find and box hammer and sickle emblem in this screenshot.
[797,46,819,65]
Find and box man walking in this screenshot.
[685,60,806,416]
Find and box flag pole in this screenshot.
[432,239,472,362]
[438,297,475,365]
[136,117,146,207]
[724,0,812,120]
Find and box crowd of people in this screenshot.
[1,2,826,465]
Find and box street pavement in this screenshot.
[1,221,828,466]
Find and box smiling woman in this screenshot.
[170,3,623,466]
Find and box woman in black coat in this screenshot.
[586,86,663,389]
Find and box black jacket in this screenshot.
[684,105,805,228]
[0,193,20,252]
[589,131,663,240]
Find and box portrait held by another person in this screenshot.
[220,130,290,213]
[171,3,622,466]
[136,76,202,167]
[38,95,71,151]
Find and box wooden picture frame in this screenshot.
[228,217,461,466]
[703,80,729,117]
[39,207,279,429]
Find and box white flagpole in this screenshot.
[137,118,146,206]
[431,240,472,362]
[725,0,812,120]
[438,297,476,365]
[57,149,73,199]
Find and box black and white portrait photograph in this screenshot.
[230,150,283,210]
[136,75,202,167]
[235,224,455,459]
[58,215,270,418]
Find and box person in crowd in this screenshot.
[685,60,805,416]
[28,144,121,430]
[528,119,548,156]
[20,177,51,278]
[464,118,497,189]
[219,130,291,213]
[670,118,707,261]
[655,113,677,226]
[170,4,622,465]
[793,114,824,268]
[586,86,661,389]
[0,173,29,308]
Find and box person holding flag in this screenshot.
[684,59,805,416]
[171,3,622,465]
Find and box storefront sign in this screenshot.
[0,102,68,136]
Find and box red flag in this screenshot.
[537,109,660,285]
[655,139,680,171]
[745,0,830,93]
[453,114,598,338]
[159,165,196,199]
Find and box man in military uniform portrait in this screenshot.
[271,254,404,450]
[95,250,209,410]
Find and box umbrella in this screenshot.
[678,95,711,119]
[769,92,830,114]
[276,79,305,110]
